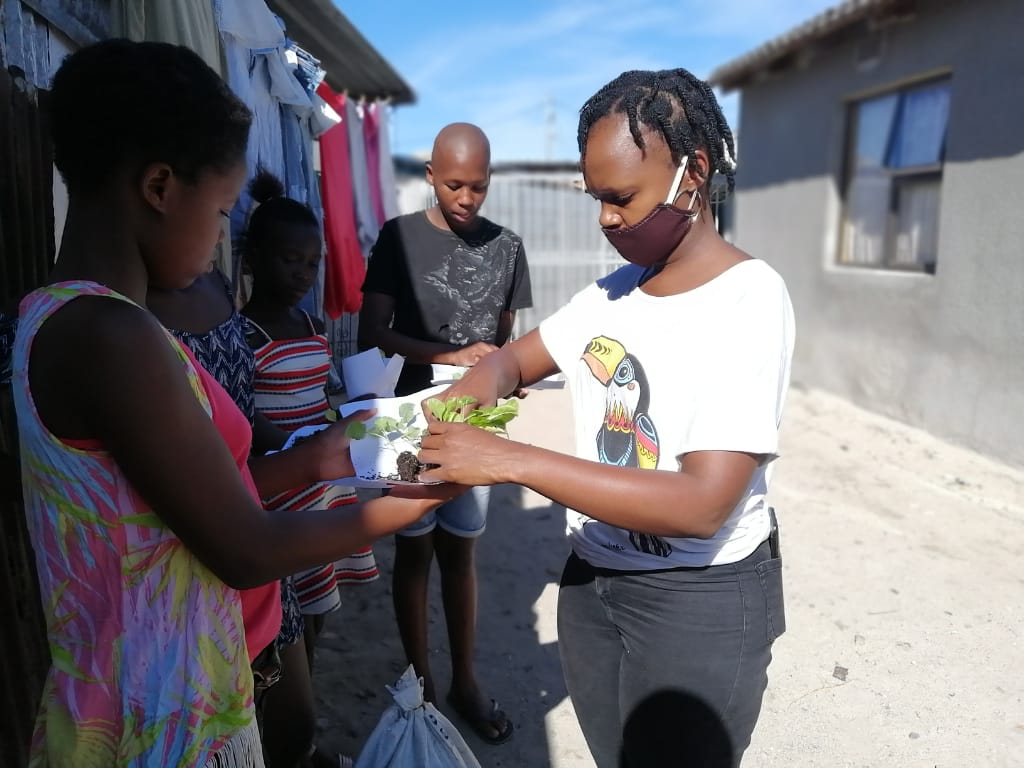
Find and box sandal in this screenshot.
[445,692,514,745]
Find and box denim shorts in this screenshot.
[399,485,490,538]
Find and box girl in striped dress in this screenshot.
[241,173,379,658]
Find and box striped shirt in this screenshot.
[249,316,378,610]
[250,324,334,431]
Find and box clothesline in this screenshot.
[111,0,401,325]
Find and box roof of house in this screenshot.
[266,0,415,104]
[708,0,915,91]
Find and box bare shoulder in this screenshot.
[35,295,170,370]
[30,296,184,437]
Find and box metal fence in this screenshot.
[329,165,731,364]
[393,166,620,340]
[477,170,621,336]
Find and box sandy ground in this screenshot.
[313,382,1024,767]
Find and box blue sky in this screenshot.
[336,0,838,162]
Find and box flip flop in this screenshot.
[446,693,514,745]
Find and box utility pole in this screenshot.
[544,95,556,161]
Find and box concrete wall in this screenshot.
[732,0,1024,467]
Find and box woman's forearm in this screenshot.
[503,441,755,539]
[226,494,444,588]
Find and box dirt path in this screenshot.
[314,383,1024,767]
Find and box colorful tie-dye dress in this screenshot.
[14,282,260,767]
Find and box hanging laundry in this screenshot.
[112,0,231,276]
[375,102,402,222]
[215,0,313,294]
[362,102,387,229]
[280,43,335,319]
[317,84,366,318]
[346,98,381,256]
[281,45,325,208]
[111,0,222,76]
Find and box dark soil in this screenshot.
[396,451,437,483]
[396,451,423,482]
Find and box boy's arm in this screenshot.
[358,292,496,366]
[495,310,516,347]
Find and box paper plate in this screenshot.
[333,385,447,487]
[430,363,469,385]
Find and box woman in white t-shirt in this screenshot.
[419,68,795,768]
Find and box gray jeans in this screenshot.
[557,537,785,768]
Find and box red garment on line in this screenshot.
[317,83,365,318]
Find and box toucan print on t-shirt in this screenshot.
[581,335,660,469]
[581,336,671,557]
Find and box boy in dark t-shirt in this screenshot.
[359,123,531,745]
[363,212,531,394]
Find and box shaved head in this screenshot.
[431,122,490,168]
[425,123,492,233]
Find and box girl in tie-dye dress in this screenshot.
[15,40,457,768]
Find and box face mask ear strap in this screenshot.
[664,157,689,205]
[685,188,701,216]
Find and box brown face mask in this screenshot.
[601,159,700,268]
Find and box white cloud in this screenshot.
[387,0,837,160]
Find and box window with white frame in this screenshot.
[839,77,951,273]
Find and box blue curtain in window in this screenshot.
[855,93,899,169]
[886,82,951,168]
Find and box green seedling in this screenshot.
[425,396,477,422]
[345,402,425,446]
[347,398,520,441]
[425,397,519,435]
[345,398,519,482]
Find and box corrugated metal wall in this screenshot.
[0,1,108,763]
[0,61,53,768]
[0,66,55,310]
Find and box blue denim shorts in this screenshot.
[399,485,490,538]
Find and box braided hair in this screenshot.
[244,170,319,267]
[577,69,737,193]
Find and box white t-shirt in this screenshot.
[538,259,795,570]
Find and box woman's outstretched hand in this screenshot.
[417,421,515,487]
